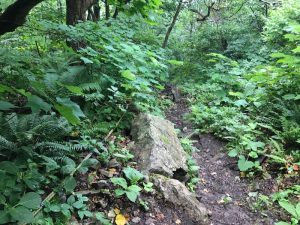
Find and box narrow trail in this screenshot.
[166,97,275,225]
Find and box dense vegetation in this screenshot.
[0,0,299,224]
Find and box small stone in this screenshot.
[145,218,156,225]
[131,217,141,223]
[97,180,109,188]
[108,158,121,168]
[175,219,182,224]
[99,169,113,178]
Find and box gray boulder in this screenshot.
[153,174,209,225]
[131,113,188,178]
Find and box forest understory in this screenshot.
[0,0,299,225]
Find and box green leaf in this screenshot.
[296,202,300,218]
[72,201,85,209]
[125,191,139,202]
[279,200,297,218]
[64,85,83,95]
[0,101,16,110]
[274,222,291,225]
[0,210,10,224]
[167,60,184,66]
[238,155,255,172]
[56,97,85,118]
[10,206,34,224]
[95,212,112,225]
[55,104,80,125]
[64,176,77,193]
[127,185,142,193]
[110,177,128,189]
[80,57,93,64]
[248,151,258,159]
[121,70,136,81]
[115,189,126,197]
[123,167,144,184]
[19,192,41,209]
[0,161,19,175]
[234,99,248,107]
[26,95,51,113]
[0,84,12,93]
[228,149,238,157]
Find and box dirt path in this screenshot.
[166,98,275,225]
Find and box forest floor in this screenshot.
[79,94,286,225]
[164,96,280,225]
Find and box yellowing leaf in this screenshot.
[114,208,120,215]
[115,214,127,225]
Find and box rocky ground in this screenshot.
[77,95,283,225]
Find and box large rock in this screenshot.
[131,113,188,178]
[152,174,209,225]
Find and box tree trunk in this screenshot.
[105,0,110,20]
[0,0,43,36]
[66,0,95,25]
[162,0,183,48]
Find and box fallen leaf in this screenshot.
[115,214,127,225]
[293,164,299,171]
[114,208,120,215]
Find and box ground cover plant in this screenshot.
[0,0,299,224]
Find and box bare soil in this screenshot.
[165,97,279,225]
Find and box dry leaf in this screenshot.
[115,214,127,225]
[114,208,120,215]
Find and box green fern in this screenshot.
[0,113,72,160]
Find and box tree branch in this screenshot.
[0,0,43,36]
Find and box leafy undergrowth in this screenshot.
[178,17,300,225]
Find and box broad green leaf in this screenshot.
[64,85,83,95]
[279,200,297,218]
[72,201,85,209]
[274,222,291,225]
[80,57,93,64]
[296,202,300,218]
[121,70,136,81]
[0,84,12,93]
[26,95,51,113]
[234,99,248,107]
[56,97,85,118]
[123,167,144,184]
[167,60,184,66]
[125,191,139,202]
[95,212,112,225]
[238,155,255,172]
[55,97,85,125]
[64,176,77,193]
[115,189,126,197]
[0,210,9,224]
[228,149,238,157]
[127,185,142,193]
[110,177,128,189]
[19,192,41,209]
[0,161,19,175]
[10,206,34,224]
[0,101,16,110]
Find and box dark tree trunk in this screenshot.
[66,0,95,25]
[113,7,119,19]
[0,0,43,36]
[162,0,183,48]
[105,0,110,20]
